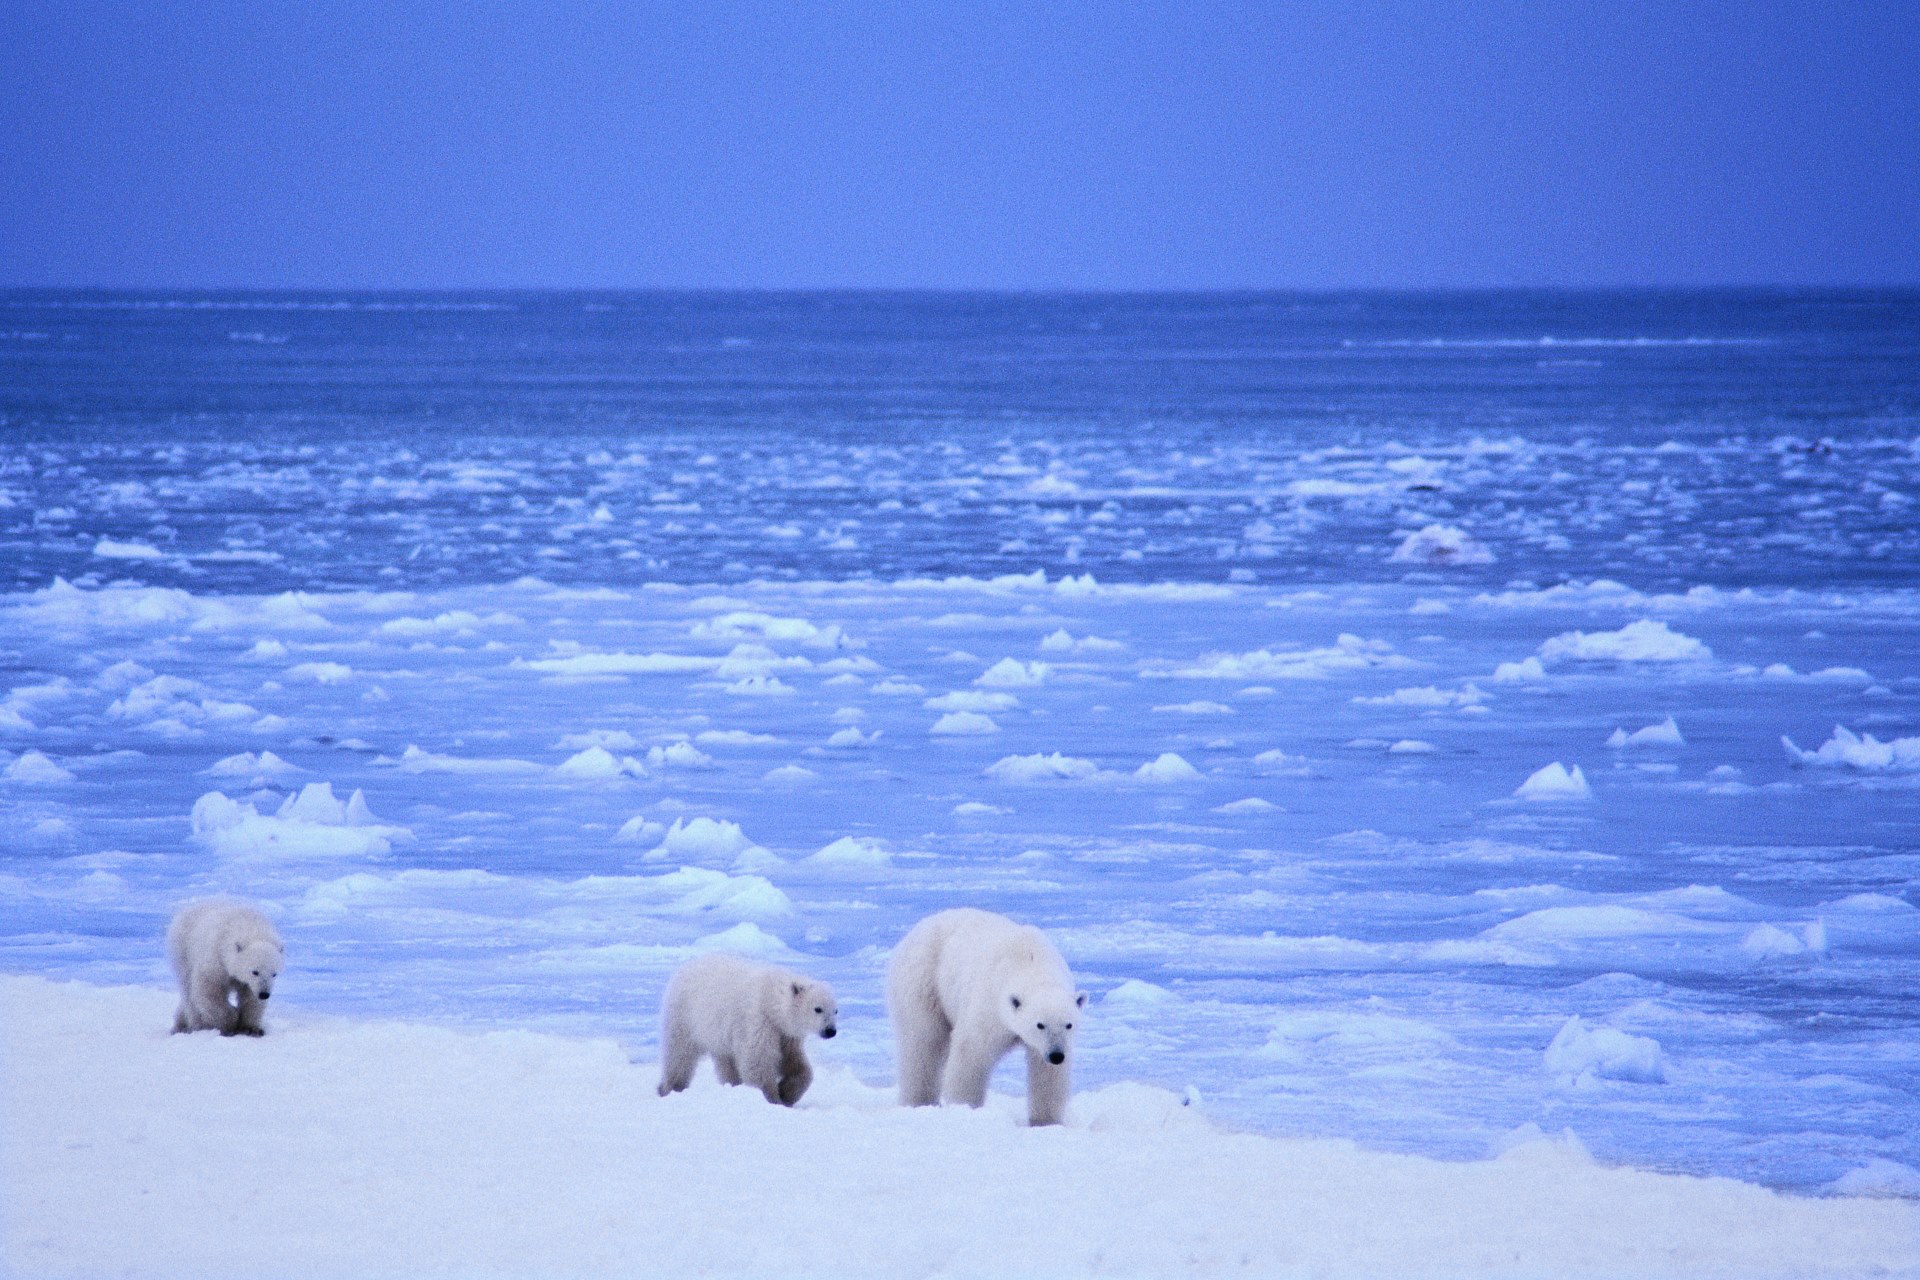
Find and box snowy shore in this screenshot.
[4,976,1913,1280]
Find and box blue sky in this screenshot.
[2,1,1915,289]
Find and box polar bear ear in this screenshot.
[1075,991,1087,1009]
[791,982,803,997]
[234,941,244,952]
[1009,995,1021,1010]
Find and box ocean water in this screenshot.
[2,289,1916,1193]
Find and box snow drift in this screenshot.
[3,977,1912,1280]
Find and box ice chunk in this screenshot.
[1514,762,1591,801]
[1492,656,1546,682]
[92,538,165,560]
[1607,717,1685,749]
[808,836,891,868]
[1783,726,1920,771]
[930,712,998,736]
[985,752,1104,783]
[4,750,76,784]
[1134,752,1202,783]
[555,747,647,779]
[1544,1016,1666,1085]
[1388,524,1494,566]
[648,817,765,864]
[975,658,1050,687]
[1539,619,1710,663]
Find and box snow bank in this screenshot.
[1539,619,1711,663]
[4,977,1911,1280]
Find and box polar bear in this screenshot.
[167,898,284,1036]
[888,907,1086,1126]
[656,953,838,1106]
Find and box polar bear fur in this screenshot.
[167,898,284,1036]
[888,907,1086,1126]
[657,953,838,1106]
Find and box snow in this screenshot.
[4,976,1912,1280]
[974,657,1050,687]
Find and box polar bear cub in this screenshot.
[888,907,1086,1126]
[657,953,838,1106]
[167,898,284,1036]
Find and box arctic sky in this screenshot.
[2,1,1916,288]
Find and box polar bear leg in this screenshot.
[658,1022,700,1095]
[941,1031,1005,1108]
[737,1043,787,1105]
[713,1054,743,1087]
[775,1036,813,1106]
[894,1007,951,1107]
[234,989,266,1037]
[185,977,236,1034]
[1025,1044,1070,1127]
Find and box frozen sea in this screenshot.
[2,289,1917,1195]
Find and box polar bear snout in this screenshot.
[1046,1048,1065,1065]
[821,1024,837,1038]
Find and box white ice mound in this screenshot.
[808,836,892,868]
[1073,1081,1210,1133]
[984,751,1104,783]
[92,538,165,560]
[974,658,1050,687]
[1740,922,1827,960]
[1134,752,1202,783]
[555,746,648,779]
[1388,523,1495,566]
[191,783,408,859]
[1514,762,1591,801]
[646,741,715,769]
[1608,717,1684,748]
[1783,726,1920,771]
[647,817,766,865]
[4,750,76,784]
[203,750,302,777]
[1539,619,1710,663]
[1828,1158,1920,1199]
[930,711,999,736]
[1544,1016,1666,1086]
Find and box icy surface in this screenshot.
[2,290,1918,1203]
[6,977,1915,1280]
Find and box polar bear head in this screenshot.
[1002,985,1087,1066]
[224,927,284,1003]
[785,977,838,1040]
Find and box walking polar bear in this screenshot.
[657,953,839,1106]
[888,908,1086,1127]
[167,898,284,1036]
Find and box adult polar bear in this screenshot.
[167,898,284,1036]
[888,908,1086,1126]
